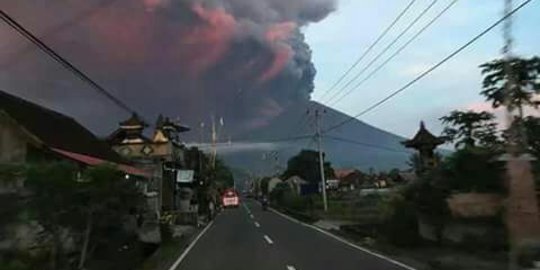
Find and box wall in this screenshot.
[447,193,503,218]
[0,112,27,164]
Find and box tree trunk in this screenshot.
[518,104,524,120]
[78,212,93,269]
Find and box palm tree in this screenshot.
[480,57,540,118]
[440,110,500,149]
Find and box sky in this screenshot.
[0,0,538,143]
[305,0,540,138]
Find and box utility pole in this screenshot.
[500,1,540,269]
[314,109,328,212]
[199,122,204,183]
[211,116,217,169]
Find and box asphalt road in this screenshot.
[175,199,411,270]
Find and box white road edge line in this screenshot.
[286,265,296,270]
[264,235,274,245]
[168,220,215,270]
[254,221,260,227]
[269,208,416,270]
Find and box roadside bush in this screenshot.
[442,148,505,193]
[269,182,291,205]
[379,190,421,247]
[282,192,310,211]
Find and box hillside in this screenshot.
[221,101,415,176]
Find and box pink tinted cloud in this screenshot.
[86,10,152,65]
[258,22,297,82]
[143,0,168,12]
[175,4,237,78]
[464,98,540,129]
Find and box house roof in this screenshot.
[0,90,123,163]
[120,113,147,128]
[155,114,190,133]
[51,148,150,178]
[402,121,445,148]
[334,169,356,179]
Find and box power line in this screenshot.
[324,0,534,134]
[324,0,439,105]
[0,10,137,115]
[317,0,416,101]
[330,0,459,106]
[286,103,314,146]
[325,135,411,154]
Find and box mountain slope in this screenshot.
[220,101,414,176]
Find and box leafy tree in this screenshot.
[260,177,271,195]
[480,57,540,117]
[212,158,234,189]
[269,182,291,204]
[440,110,500,149]
[442,147,505,193]
[184,147,210,182]
[75,165,143,269]
[380,190,420,246]
[521,116,540,157]
[25,163,144,270]
[281,150,335,184]
[25,162,79,270]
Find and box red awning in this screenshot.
[51,148,151,178]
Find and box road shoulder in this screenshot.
[269,207,418,270]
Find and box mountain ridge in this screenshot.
[220,101,416,176]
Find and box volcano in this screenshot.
[218,101,414,176]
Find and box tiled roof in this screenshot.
[0,90,123,163]
[334,169,356,179]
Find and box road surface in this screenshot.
[175,199,411,270]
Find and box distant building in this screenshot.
[267,177,282,194]
[334,169,367,191]
[284,176,309,195]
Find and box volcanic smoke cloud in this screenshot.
[0,0,336,136]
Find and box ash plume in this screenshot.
[0,0,336,137]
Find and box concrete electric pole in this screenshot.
[314,109,328,212]
[500,1,540,269]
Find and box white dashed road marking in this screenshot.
[286,266,296,270]
[254,222,260,227]
[250,214,254,219]
[264,235,274,245]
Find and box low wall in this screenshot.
[447,193,504,218]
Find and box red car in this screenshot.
[222,189,240,208]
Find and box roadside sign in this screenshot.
[176,170,194,183]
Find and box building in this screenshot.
[0,90,148,182]
[284,176,309,195]
[334,169,367,191]
[402,121,445,173]
[267,177,282,194]
[108,113,190,212]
